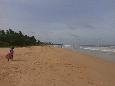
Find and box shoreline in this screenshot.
[0,46,115,86]
[69,47,115,62]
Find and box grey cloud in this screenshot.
[0,0,115,44]
[83,24,96,29]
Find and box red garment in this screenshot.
[6,49,14,59]
[9,49,14,56]
[6,53,13,59]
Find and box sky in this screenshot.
[0,0,115,45]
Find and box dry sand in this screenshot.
[0,46,115,86]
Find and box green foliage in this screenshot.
[0,29,39,47]
[0,41,9,47]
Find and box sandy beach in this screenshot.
[0,46,115,86]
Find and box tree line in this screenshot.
[0,29,41,47]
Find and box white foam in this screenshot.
[80,46,115,53]
[112,49,115,53]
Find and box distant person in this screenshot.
[6,46,14,61]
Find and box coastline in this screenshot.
[0,46,115,86]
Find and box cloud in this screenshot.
[0,0,115,44]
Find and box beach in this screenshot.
[0,46,115,86]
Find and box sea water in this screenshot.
[63,45,115,61]
[77,46,115,61]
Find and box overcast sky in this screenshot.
[0,0,115,44]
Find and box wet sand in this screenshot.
[0,46,115,86]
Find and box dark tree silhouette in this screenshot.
[0,29,40,47]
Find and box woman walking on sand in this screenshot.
[6,47,14,61]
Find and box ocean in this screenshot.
[63,45,115,62]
